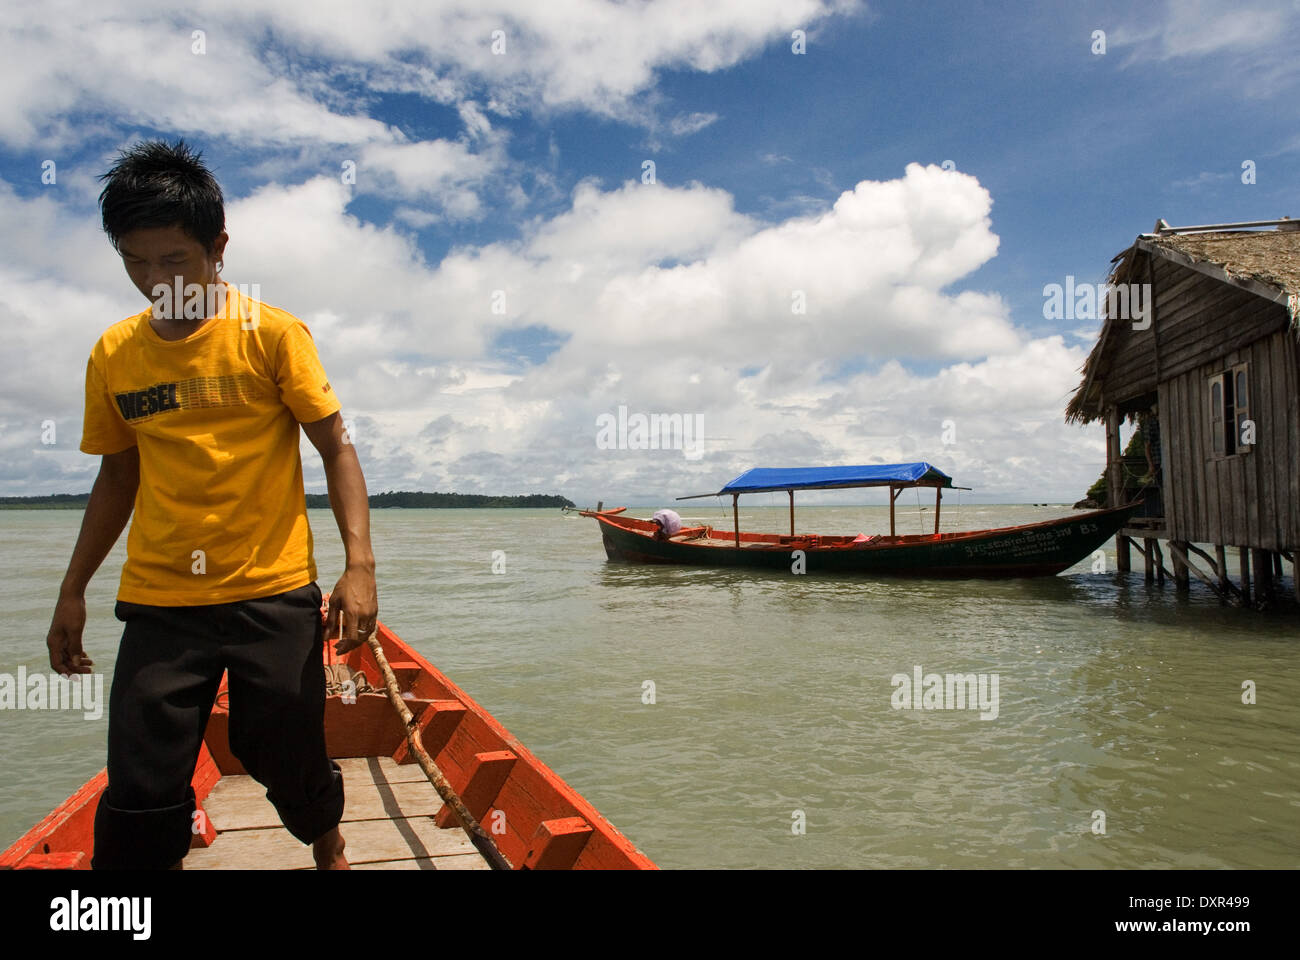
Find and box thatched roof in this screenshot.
[1147,229,1300,296]
[1065,224,1300,424]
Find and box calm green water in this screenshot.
[1,505,1297,868]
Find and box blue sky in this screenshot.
[1,0,1297,504]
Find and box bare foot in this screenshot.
[312,826,349,870]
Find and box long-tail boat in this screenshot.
[581,462,1136,578]
[1,607,656,871]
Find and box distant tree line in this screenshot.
[0,493,90,509]
[2,491,575,509]
[309,491,575,509]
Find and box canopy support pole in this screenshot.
[788,489,795,536]
[934,486,942,535]
[733,494,740,547]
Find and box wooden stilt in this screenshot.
[1116,533,1131,572]
[1171,540,1189,591]
[1215,545,1228,592]
[1143,538,1155,583]
[1253,549,1273,606]
[1185,542,1220,574]
[1167,542,1241,606]
[1273,552,1284,580]
[1152,541,1166,584]
[1239,547,1251,605]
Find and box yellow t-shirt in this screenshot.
[80,285,341,605]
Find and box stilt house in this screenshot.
[1066,218,1299,605]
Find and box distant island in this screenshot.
[307,492,575,509]
[0,494,90,509]
[1,491,575,510]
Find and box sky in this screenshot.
[1,0,1297,505]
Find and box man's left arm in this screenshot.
[302,412,376,654]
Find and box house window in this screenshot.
[1209,374,1224,455]
[1233,363,1251,453]
[1207,363,1252,457]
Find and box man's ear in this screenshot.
[211,231,229,262]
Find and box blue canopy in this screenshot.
[680,462,955,499]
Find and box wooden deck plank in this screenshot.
[203,762,454,832]
[187,757,492,869]
[334,755,430,784]
[184,815,485,869]
[351,854,490,871]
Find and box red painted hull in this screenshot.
[0,611,656,870]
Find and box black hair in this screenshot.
[98,139,225,251]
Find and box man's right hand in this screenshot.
[46,447,138,677]
[48,593,93,676]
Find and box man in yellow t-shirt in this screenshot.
[45,140,377,870]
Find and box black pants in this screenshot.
[91,581,345,869]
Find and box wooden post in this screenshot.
[1142,538,1155,583]
[889,485,896,537]
[788,489,794,537]
[1106,408,1122,506]
[1294,555,1299,602]
[1215,545,1228,592]
[1239,547,1251,604]
[1171,540,1189,590]
[732,494,740,548]
[1153,540,1166,584]
[1253,548,1273,605]
[934,486,942,535]
[1107,408,1128,571]
[1273,552,1284,579]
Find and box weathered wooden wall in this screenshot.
[1159,327,1298,550]
[1101,253,1287,412]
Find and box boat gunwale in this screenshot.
[583,502,1138,550]
[1,615,658,870]
[359,621,657,869]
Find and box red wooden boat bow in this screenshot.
[1,607,657,871]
